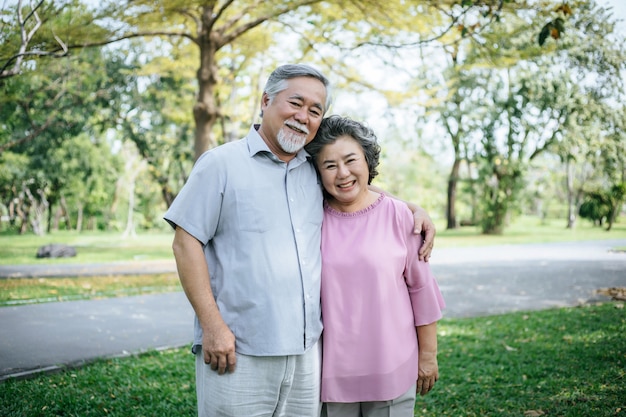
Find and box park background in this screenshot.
[1,2,626,416]
[1,0,625,239]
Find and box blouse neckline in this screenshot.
[324,193,385,218]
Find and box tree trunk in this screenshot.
[161,183,175,209]
[481,201,506,234]
[76,204,83,232]
[606,184,625,231]
[193,10,221,161]
[480,173,510,235]
[25,187,48,236]
[52,206,61,231]
[59,195,72,230]
[446,158,460,229]
[46,197,54,234]
[565,157,576,229]
[122,176,136,238]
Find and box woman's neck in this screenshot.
[326,190,381,213]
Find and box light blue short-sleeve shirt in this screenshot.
[164,125,323,356]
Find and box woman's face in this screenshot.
[316,135,370,209]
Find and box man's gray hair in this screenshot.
[261,64,332,116]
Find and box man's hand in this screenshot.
[412,207,436,262]
[202,320,237,375]
[366,185,436,260]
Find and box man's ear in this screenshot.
[261,92,270,109]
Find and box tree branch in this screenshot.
[0,114,57,154]
[1,28,196,80]
[0,0,45,78]
[220,0,323,47]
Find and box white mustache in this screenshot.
[284,121,309,135]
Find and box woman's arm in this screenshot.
[416,322,439,396]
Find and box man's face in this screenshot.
[258,76,326,160]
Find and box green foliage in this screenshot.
[375,135,448,218]
[476,159,525,235]
[579,184,626,230]
[422,0,625,235]
[579,191,611,225]
[2,0,625,237]
[0,40,153,234]
[119,41,196,209]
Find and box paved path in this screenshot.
[0,239,624,382]
[430,239,626,317]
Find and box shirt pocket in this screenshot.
[233,187,277,233]
[299,181,324,228]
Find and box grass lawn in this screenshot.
[431,216,626,248]
[0,302,623,416]
[0,230,175,265]
[416,302,626,417]
[0,273,181,307]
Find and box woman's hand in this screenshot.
[417,350,439,396]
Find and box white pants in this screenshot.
[195,342,321,417]
[321,384,417,417]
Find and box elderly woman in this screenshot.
[306,115,446,417]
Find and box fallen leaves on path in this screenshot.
[595,287,626,301]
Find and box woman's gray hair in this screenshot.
[306,115,381,184]
[261,64,333,116]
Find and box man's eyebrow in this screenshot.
[288,93,324,112]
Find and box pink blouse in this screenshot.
[320,194,445,403]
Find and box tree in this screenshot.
[3,0,532,163]
[537,1,625,228]
[5,0,621,234]
[430,54,487,229]
[417,0,625,234]
[0,45,133,234]
[113,0,474,160]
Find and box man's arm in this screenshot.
[172,227,237,374]
[369,185,436,261]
